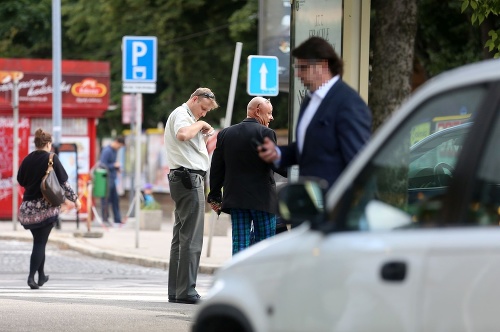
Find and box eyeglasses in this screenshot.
[195,92,215,100]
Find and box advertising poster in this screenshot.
[0,117,30,219]
[146,129,170,193]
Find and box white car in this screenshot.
[193,59,500,332]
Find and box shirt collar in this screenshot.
[182,103,196,120]
[314,75,340,99]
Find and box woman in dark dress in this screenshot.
[17,128,81,289]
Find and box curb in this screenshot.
[0,234,219,275]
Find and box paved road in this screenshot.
[0,240,212,332]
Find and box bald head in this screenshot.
[247,97,274,127]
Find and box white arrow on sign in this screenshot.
[259,63,268,90]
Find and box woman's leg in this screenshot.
[29,223,54,285]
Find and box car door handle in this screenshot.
[381,261,407,282]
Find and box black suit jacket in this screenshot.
[280,79,372,189]
[209,118,282,214]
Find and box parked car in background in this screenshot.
[407,122,471,203]
[193,59,500,332]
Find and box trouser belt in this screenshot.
[171,167,206,177]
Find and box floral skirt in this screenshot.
[19,197,59,229]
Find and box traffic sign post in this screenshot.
[121,36,157,248]
[122,36,157,94]
[247,55,279,96]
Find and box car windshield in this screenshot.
[334,84,488,231]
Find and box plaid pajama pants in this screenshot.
[230,208,276,255]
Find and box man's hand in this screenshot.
[200,121,215,137]
[258,137,279,163]
[209,201,222,215]
[207,195,222,215]
[177,121,214,141]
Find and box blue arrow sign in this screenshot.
[247,55,279,96]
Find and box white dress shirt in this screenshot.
[296,75,339,153]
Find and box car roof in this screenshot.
[409,122,472,161]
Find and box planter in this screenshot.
[139,210,162,231]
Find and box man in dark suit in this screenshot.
[208,97,285,255]
[258,36,372,190]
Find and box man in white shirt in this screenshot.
[164,87,219,304]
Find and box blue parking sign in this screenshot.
[247,56,279,96]
[123,36,157,89]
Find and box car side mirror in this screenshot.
[278,180,326,227]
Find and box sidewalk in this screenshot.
[0,213,233,274]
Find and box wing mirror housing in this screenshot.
[278,179,327,228]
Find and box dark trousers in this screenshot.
[101,180,122,223]
[29,222,54,280]
[167,172,204,299]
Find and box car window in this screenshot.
[336,84,487,231]
[408,124,469,191]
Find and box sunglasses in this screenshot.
[195,92,215,100]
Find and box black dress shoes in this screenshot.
[175,294,201,304]
[168,296,177,303]
[38,275,49,287]
[27,277,39,289]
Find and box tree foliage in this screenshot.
[416,0,484,78]
[0,0,495,136]
[0,0,290,138]
[0,0,52,58]
[461,0,500,57]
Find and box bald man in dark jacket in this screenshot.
[208,97,286,255]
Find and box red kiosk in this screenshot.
[0,58,110,219]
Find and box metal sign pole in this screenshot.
[223,42,242,128]
[121,36,156,248]
[135,93,142,248]
[12,78,20,231]
[52,0,62,146]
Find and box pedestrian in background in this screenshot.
[99,136,125,226]
[208,97,286,255]
[164,87,219,304]
[258,36,372,190]
[17,128,81,289]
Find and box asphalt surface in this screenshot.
[0,211,233,275]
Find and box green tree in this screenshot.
[0,0,52,58]
[0,0,280,137]
[62,0,254,134]
[416,0,484,79]
[461,0,500,57]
